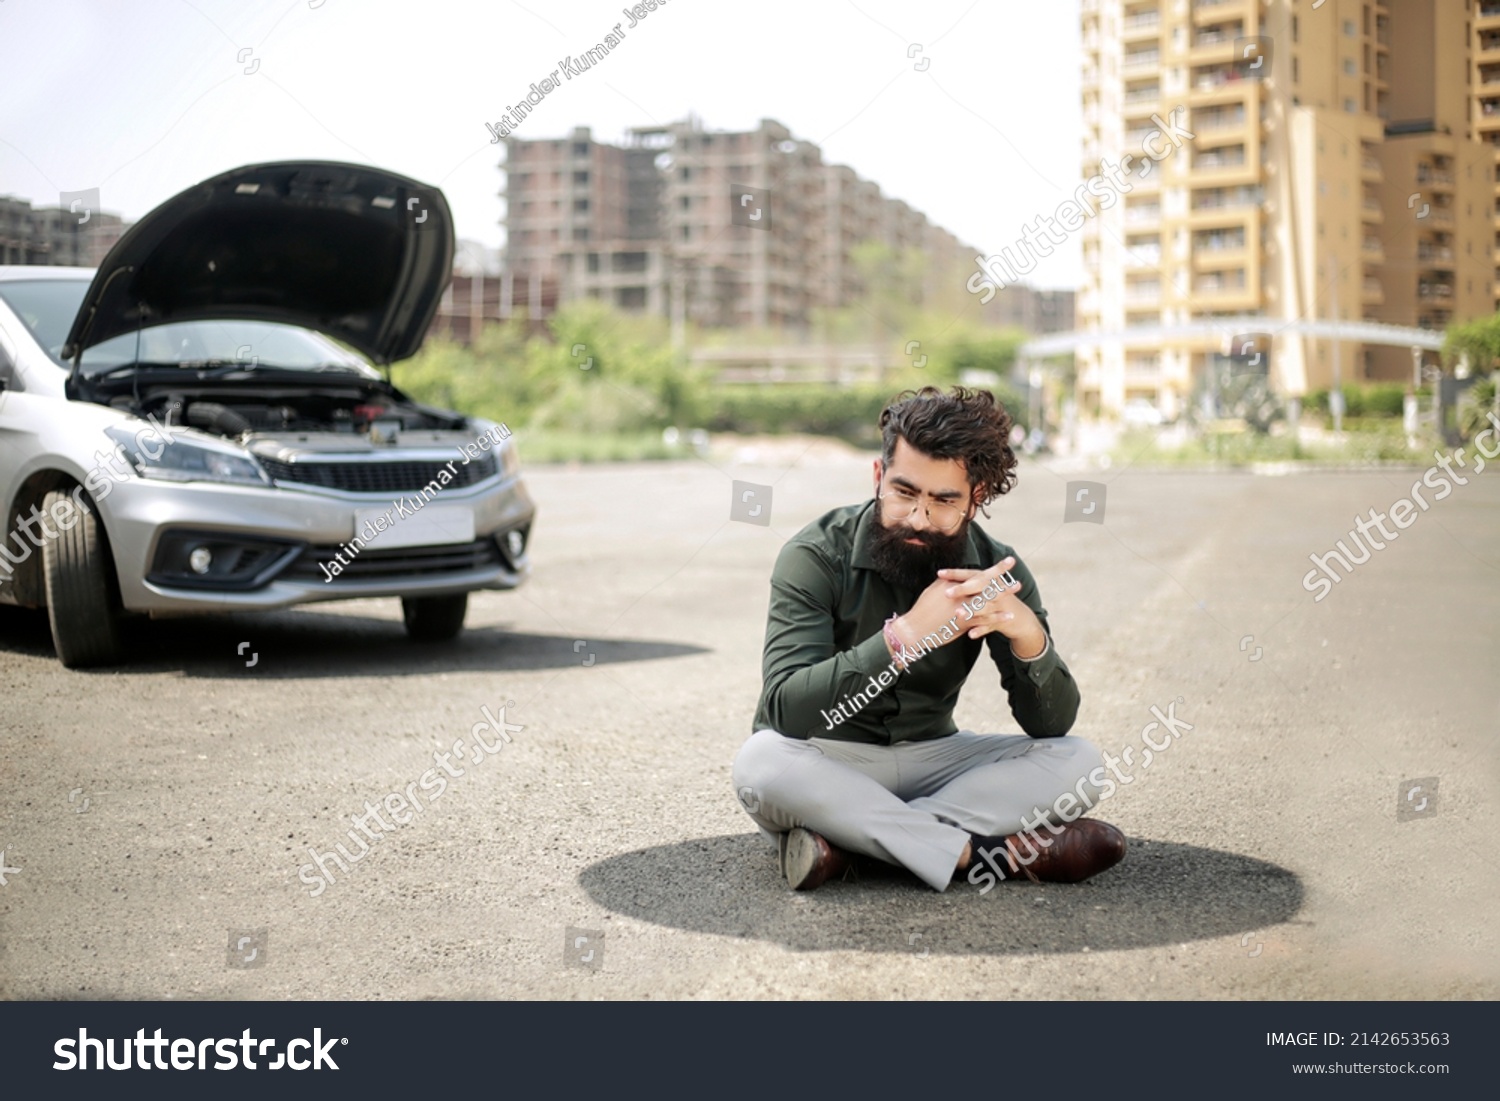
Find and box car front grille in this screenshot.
[285,538,506,583]
[258,453,499,494]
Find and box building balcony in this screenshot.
[1193,0,1246,22]
[1195,108,1248,131]
[1124,50,1162,71]
[1193,242,1249,268]
[1191,282,1257,309]
[1418,282,1454,299]
[1125,206,1163,225]
[1361,238,1384,260]
[1362,278,1384,304]
[1126,284,1162,303]
[1361,199,1384,223]
[1361,155,1381,180]
[1189,200,1259,222]
[1195,148,1247,169]
[1190,72,1257,105]
[1191,161,1258,186]
[1124,85,1162,105]
[1123,12,1161,39]
[1416,245,1454,265]
[1124,248,1164,268]
[1480,2,1500,27]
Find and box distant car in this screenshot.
[0,161,535,667]
[1122,398,1165,427]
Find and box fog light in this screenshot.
[189,546,213,574]
[505,530,525,558]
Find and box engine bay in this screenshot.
[89,379,467,443]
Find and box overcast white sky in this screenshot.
[0,0,1083,289]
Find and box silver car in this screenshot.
[0,161,535,667]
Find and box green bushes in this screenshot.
[1304,383,1412,419]
[392,302,1029,454]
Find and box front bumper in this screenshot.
[100,471,535,613]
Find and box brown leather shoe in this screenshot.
[782,827,852,890]
[971,819,1126,884]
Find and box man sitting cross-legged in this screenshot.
[732,386,1126,891]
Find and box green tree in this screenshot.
[1443,312,1500,373]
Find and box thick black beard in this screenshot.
[867,499,972,592]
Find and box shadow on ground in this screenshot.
[580,834,1303,955]
[0,606,706,677]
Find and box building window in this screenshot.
[1344,20,1355,37]
[587,252,600,273]
[1345,98,1357,113]
[573,171,589,185]
[1343,58,1356,75]
[572,228,589,241]
[574,198,590,212]
[572,142,590,157]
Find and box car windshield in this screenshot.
[0,278,376,377]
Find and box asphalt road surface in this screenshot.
[2,446,1497,1000]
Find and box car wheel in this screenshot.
[41,488,125,668]
[401,593,468,641]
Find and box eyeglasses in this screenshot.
[878,480,971,533]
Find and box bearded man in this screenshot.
[732,386,1127,891]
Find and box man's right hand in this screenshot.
[888,575,973,659]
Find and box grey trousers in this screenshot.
[731,728,1107,891]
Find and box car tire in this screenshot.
[41,488,125,668]
[402,593,468,641]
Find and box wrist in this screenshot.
[884,615,918,668]
[1010,629,1048,662]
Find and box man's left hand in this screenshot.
[936,559,1047,657]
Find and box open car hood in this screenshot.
[61,161,454,366]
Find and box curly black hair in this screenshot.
[878,386,1019,508]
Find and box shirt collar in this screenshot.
[851,497,987,571]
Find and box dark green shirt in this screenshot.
[752,499,1080,744]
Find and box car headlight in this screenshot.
[498,437,520,476]
[104,425,269,487]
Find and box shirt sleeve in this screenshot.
[984,553,1080,738]
[757,540,895,740]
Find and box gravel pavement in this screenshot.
[1,448,1496,1000]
